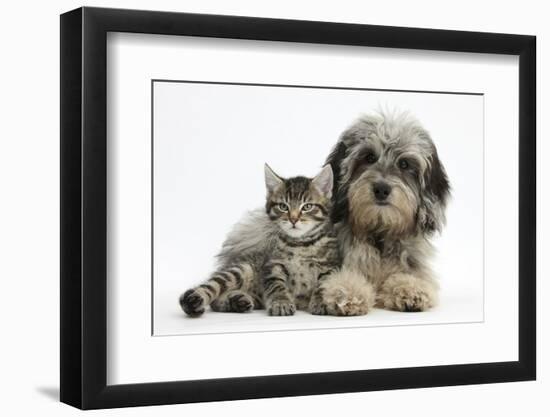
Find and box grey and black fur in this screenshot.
[315,111,451,315]
[179,164,340,317]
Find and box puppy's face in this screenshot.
[328,113,450,239]
[346,139,423,237]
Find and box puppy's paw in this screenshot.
[319,270,375,316]
[378,274,438,312]
[179,289,207,317]
[268,299,296,316]
[323,290,372,316]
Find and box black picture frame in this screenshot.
[60,6,536,410]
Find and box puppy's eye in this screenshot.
[398,159,409,169]
[365,153,377,164]
[277,203,288,212]
[301,203,314,212]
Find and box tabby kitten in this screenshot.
[179,164,340,317]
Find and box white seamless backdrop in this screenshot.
[107,32,518,385]
[152,81,484,336]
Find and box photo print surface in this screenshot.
[152,80,484,336]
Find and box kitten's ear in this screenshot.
[264,163,283,194]
[312,165,333,199]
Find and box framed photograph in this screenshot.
[60,6,536,409]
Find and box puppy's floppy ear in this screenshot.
[418,147,451,235]
[324,141,349,223]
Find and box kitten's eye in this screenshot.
[365,153,377,164]
[301,203,314,212]
[398,159,409,170]
[277,203,288,212]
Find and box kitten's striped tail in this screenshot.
[179,263,254,317]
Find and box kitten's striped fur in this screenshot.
[179,164,341,317]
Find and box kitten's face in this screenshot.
[264,164,333,238]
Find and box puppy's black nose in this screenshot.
[373,181,392,201]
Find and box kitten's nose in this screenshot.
[289,212,300,225]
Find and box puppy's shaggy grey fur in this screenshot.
[318,111,450,315]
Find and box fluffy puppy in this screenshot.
[316,111,450,315]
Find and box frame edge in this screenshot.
[60,7,84,409]
[518,34,537,381]
[62,6,537,409]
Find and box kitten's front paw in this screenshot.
[229,292,254,313]
[179,289,207,317]
[308,297,328,315]
[268,300,296,316]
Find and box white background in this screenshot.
[110,33,517,385]
[153,81,484,336]
[0,0,546,416]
